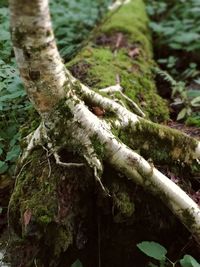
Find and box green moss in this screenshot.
[90,134,105,159]
[56,98,74,120]
[182,209,196,229]
[119,118,199,169]
[101,0,152,55]
[67,0,169,122]
[19,109,40,139]
[109,182,135,223]
[9,150,58,230]
[186,116,200,128]
[113,191,135,221]
[54,227,73,256]
[9,148,74,261]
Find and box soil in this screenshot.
[167,121,200,140]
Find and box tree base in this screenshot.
[8,148,200,267]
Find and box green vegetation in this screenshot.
[9,148,75,260]
[146,0,200,125]
[137,241,200,267]
[71,260,83,267]
[147,0,200,52]
[1,1,200,266]
[50,0,110,60]
[154,67,200,122]
[0,0,171,175]
[0,7,27,175]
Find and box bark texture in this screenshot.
[7,0,200,266]
[9,0,66,114]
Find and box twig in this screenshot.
[53,151,84,168]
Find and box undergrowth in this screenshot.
[137,241,200,267]
[146,0,200,126]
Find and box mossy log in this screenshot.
[7,0,200,266]
[68,0,169,122]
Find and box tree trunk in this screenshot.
[6,0,200,266]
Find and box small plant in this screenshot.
[154,67,200,121]
[147,0,200,128]
[158,56,178,71]
[181,63,200,80]
[71,259,83,267]
[146,0,200,53]
[137,241,200,267]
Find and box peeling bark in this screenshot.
[9,0,67,114]
[7,0,200,265]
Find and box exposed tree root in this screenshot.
[53,151,84,168]
[9,1,200,262]
[19,78,200,244]
[68,71,200,167]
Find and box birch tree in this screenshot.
[7,0,200,265]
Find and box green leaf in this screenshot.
[0,160,8,174]
[177,108,187,120]
[194,78,200,85]
[6,145,20,162]
[137,241,167,261]
[173,33,199,44]
[187,90,200,98]
[0,90,25,101]
[0,29,10,41]
[71,259,83,267]
[180,255,200,267]
[191,96,200,107]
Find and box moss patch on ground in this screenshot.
[67,0,169,122]
[8,148,74,264]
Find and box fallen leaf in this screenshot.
[92,107,105,117]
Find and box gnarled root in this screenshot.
[78,80,200,167]
[20,81,200,244]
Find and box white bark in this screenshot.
[66,99,200,243]
[99,84,146,117]
[72,77,200,164]
[109,0,131,10]
[22,93,200,242]
[9,0,67,114]
[10,0,200,246]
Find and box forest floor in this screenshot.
[0,1,200,266]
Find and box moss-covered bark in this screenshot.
[68,0,169,122]
[6,0,200,266]
[8,148,96,266]
[119,118,200,172]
